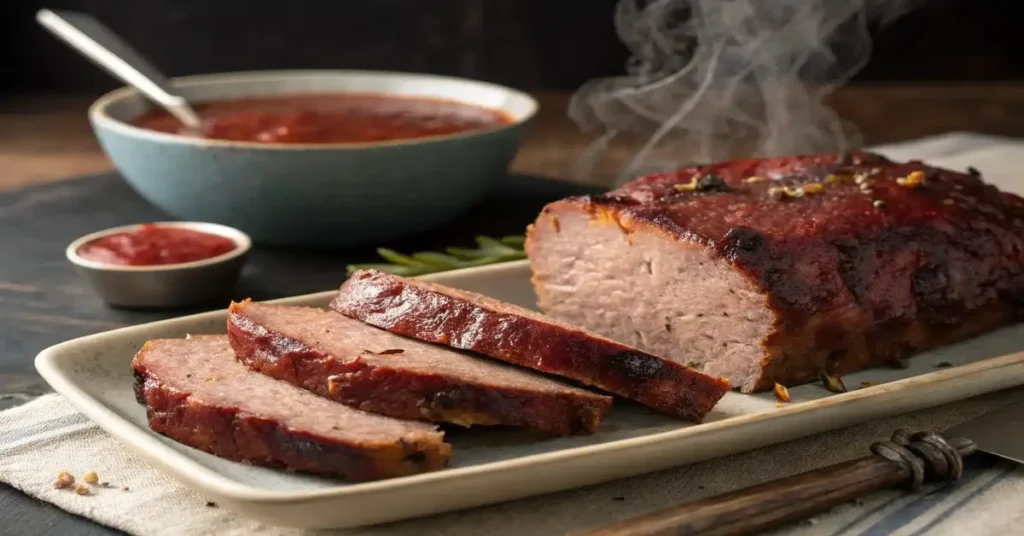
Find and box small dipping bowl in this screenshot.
[66,221,252,308]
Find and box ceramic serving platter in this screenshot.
[34,260,1024,529]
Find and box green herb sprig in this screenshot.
[346,235,526,277]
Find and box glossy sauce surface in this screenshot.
[77,224,238,266]
[132,92,514,144]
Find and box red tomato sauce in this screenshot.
[77,225,238,266]
[132,92,514,144]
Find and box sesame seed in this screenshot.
[874,200,886,209]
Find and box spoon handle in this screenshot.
[36,8,202,129]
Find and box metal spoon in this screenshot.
[36,8,203,134]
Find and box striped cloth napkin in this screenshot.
[4,132,1024,535]
[3,390,1024,536]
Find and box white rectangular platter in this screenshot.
[35,260,1024,529]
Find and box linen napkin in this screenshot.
[4,391,1024,536]
[5,131,1024,535]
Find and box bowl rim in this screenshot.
[66,221,253,273]
[89,69,540,151]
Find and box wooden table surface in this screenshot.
[1,85,1023,535]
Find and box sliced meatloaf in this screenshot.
[131,334,451,480]
[331,269,731,423]
[227,300,612,435]
[525,152,1024,393]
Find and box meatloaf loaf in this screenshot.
[227,300,613,435]
[131,334,451,480]
[331,269,731,422]
[525,152,1024,393]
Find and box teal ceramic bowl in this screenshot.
[89,70,538,248]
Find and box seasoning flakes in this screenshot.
[773,382,791,402]
[896,170,926,188]
[676,174,732,193]
[674,175,699,192]
[768,185,818,200]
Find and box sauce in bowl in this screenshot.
[132,92,515,144]
[77,224,238,266]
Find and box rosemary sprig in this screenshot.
[346,235,527,277]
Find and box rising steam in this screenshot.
[570,0,924,185]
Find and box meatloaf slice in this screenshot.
[331,269,731,422]
[525,152,1024,393]
[226,300,612,435]
[131,334,451,480]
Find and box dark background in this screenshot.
[2,0,1022,96]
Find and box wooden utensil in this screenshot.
[573,428,977,536]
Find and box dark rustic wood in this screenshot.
[0,483,122,536]
[574,435,977,536]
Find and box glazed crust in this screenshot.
[536,152,1024,392]
[331,270,731,422]
[131,336,451,480]
[226,301,613,435]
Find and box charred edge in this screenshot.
[720,227,765,261]
[832,239,869,303]
[911,261,963,327]
[695,174,730,193]
[589,194,641,206]
[398,438,431,470]
[607,351,666,381]
[132,370,147,405]
[403,451,428,466]
[429,387,470,411]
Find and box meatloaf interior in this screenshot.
[527,205,775,391]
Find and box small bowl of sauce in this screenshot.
[67,222,251,308]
